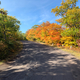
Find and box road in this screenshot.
[0,41,80,80]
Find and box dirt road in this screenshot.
[0,41,80,80]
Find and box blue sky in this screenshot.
[0,0,80,33]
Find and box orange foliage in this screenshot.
[26,21,63,44]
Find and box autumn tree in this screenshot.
[0,7,25,60]
[26,21,63,44]
[51,0,80,47]
[32,25,38,29]
[51,0,80,28]
[0,8,20,41]
[26,28,36,41]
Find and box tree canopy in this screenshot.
[51,0,80,28]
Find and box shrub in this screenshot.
[61,36,77,47]
[76,39,80,47]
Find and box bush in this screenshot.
[0,39,22,60]
[76,39,80,47]
[61,36,77,47]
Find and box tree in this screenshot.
[61,27,79,39]
[51,0,80,28]
[32,25,38,29]
[0,8,20,40]
[51,0,78,17]
[26,21,63,44]
[61,8,80,28]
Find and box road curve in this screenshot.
[0,41,80,80]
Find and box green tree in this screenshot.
[61,27,79,39]
[51,0,80,28]
[0,8,20,40]
[61,8,80,28]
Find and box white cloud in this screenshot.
[38,19,44,23]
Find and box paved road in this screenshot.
[0,41,80,80]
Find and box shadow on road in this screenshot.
[0,41,80,80]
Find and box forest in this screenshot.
[0,0,80,61]
[0,1,80,79]
[0,8,26,60]
[26,0,80,52]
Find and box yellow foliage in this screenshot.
[61,36,73,42]
[61,36,77,46]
